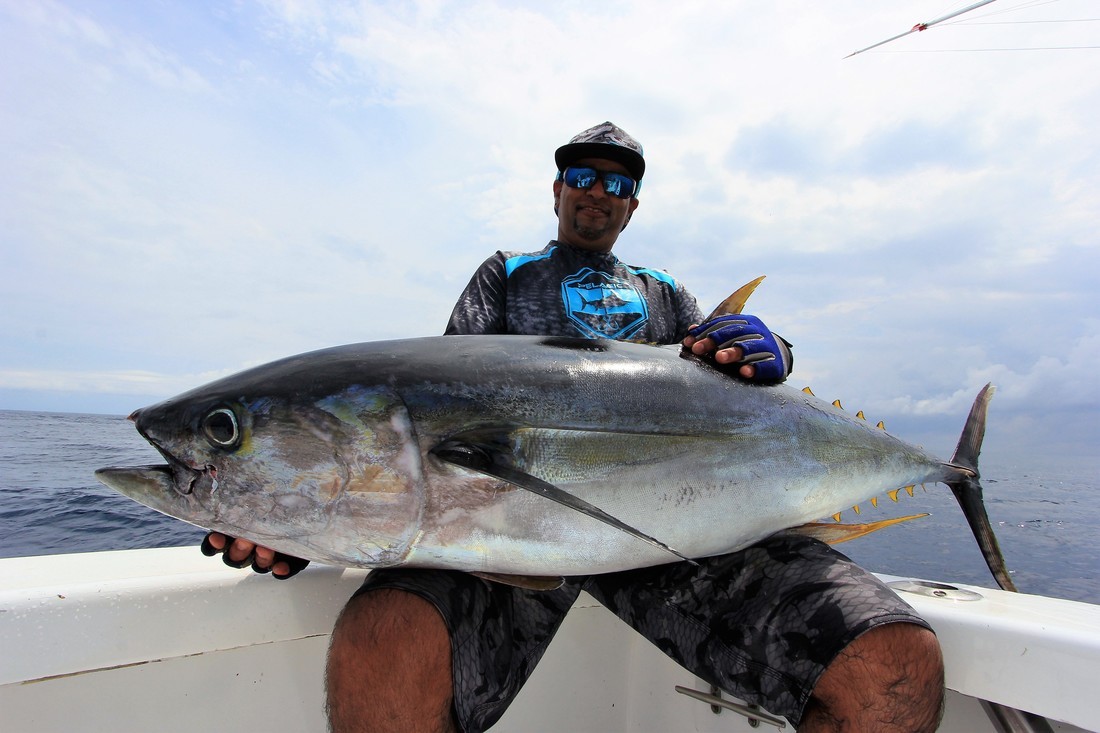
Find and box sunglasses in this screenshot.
[558,167,639,199]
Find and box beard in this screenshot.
[568,209,614,241]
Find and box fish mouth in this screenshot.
[147,441,214,496]
[95,448,211,498]
[95,464,180,498]
[124,408,216,496]
[94,462,215,524]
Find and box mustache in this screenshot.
[574,199,610,214]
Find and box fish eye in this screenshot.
[202,408,240,448]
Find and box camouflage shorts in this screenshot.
[356,533,929,732]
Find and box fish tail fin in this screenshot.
[945,384,1018,592]
[949,383,995,473]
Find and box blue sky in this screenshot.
[2,0,1098,461]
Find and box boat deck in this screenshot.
[2,547,1097,732]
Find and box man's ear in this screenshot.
[620,197,639,231]
[553,179,563,216]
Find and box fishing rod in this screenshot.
[845,0,999,58]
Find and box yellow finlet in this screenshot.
[803,386,815,396]
[905,485,915,497]
[832,512,842,523]
[856,410,866,420]
[888,489,901,502]
[833,399,844,409]
[789,514,930,545]
[852,504,862,515]
[870,497,879,508]
[703,275,767,320]
[876,421,886,430]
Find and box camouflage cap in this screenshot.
[554,121,645,182]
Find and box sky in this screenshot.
[1,0,1098,463]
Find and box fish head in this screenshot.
[96,381,426,567]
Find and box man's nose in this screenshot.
[587,179,608,199]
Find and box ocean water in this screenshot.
[0,410,206,557]
[1,409,1097,605]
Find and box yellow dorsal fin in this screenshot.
[702,276,767,320]
[789,514,930,545]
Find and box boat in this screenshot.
[2,546,1098,732]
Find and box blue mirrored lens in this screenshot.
[563,167,637,199]
[602,174,627,197]
[569,168,599,189]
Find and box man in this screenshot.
[207,122,944,732]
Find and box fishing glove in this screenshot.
[687,314,792,383]
[201,532,310,580]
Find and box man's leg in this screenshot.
[326,588,458,733]
[586,534,942,729]
[801,622,944,732]
[326,570,584,733]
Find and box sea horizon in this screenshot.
[2,409,1097,605]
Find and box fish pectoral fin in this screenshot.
[789,513,929,544]
[472,572,566,591]
[433,441,696,566]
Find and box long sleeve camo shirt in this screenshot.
[444,241,704,344]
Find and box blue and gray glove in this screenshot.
[687,314,793,383]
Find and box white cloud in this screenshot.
[0,367,225,397]
[1,0,1097,456]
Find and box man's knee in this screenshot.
[327,588,457,732]
[804,622,944,732]
[331,587,450,651]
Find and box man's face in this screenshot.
[553,157,640,253]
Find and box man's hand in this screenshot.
[200,532,310,580]
[682,314,791,383]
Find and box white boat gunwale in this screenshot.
[2,547,1097,732]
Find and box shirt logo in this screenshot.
[561,268,648,339]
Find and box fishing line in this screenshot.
[955,19,1100,24]
[905,0,1060,31]
[874,45,1100,52]
[933,0,1083,28]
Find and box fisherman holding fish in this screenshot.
[204,123,945,732]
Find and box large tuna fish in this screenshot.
[96,334,1015,591]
